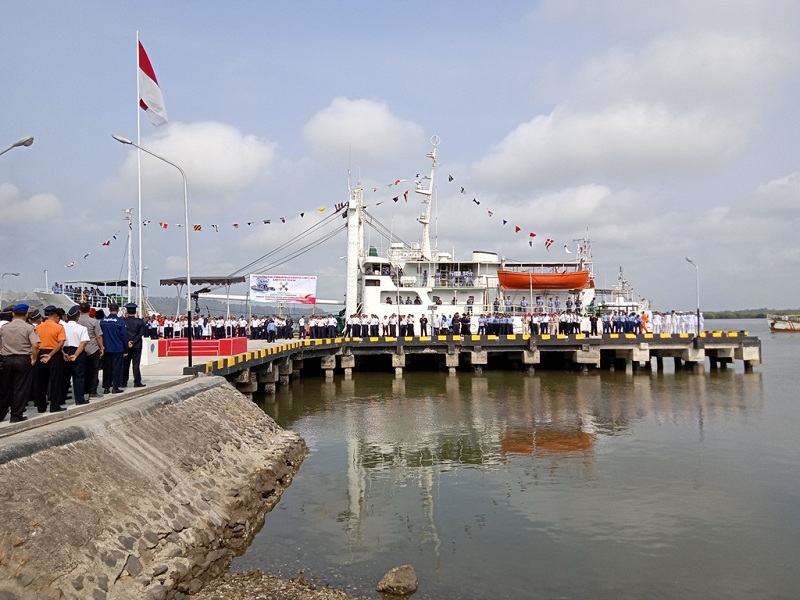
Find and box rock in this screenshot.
[376,564,418,596]
[144,584,168,600]
[124,555,143,577]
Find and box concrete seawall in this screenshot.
[0,376,308,600]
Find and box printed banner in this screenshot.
[249,274,317,305]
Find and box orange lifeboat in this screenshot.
[497,269,591,290]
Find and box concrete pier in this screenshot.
[171,331,761,397]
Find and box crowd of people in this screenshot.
[0,301,146,424]
[143,314,249,340]
[2,300,706,423]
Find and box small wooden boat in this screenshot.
[498,269,591,290]
[766,314,800,332]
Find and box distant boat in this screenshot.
[766,314,800,332]
[497,269,591,291]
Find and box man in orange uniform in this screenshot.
[34,305,67,413]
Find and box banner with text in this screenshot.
[249,274,317,305]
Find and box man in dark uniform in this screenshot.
[122,302,146,388]
[100,302,128,394]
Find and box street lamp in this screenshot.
[0,136,34,158]
[112,134,194,368]
[1,272,21,307]
[685,257,700,334]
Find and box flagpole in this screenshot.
[136,31,144,317]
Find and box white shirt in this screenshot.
[63,320,90,347]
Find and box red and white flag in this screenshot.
[545,238,554,250]
[138,40,168,126]
[159,221,168,229]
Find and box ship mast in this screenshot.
[344,180,363,317]
[415,135,439,260]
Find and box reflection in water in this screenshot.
[241,361,785,600]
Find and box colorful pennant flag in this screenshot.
[193,224,202,231]
[159,222,168,229]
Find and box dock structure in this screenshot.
[188,331,762,399]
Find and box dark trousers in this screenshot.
[123,344,142,386]
[1,355,33,420]
[85,351,101,395]
[63,347,87,404]
[34,350,66,411]
[102,352,125,390]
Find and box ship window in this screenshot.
[365,278,381,286]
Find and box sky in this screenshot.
[2,1,799,311]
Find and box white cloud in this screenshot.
[0,183,60,224]
[472,103,741,190]
[570,31,797,113]
[303,97,425,168]
[108,121,277,208]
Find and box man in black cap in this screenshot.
[63,305,90,404]
[0,304,40,422]
[123,302,146,388]
[78,302,103,398]
[33,305,67,412]
[99,302,127,394]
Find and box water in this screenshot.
[232,320,800,599]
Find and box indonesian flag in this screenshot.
[138,40,168,126]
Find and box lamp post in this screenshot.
[685,257,700,334]
[112,134,193,368]
[0,136,34,158]
[1,272,20,307]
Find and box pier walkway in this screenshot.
[1,330,761,433]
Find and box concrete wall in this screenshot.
[0,376,307,600]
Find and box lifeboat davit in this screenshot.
[497,269,591,290]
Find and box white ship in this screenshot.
[342,137,637,332]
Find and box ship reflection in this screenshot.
[258,368,764,570]
[265,369,763,469]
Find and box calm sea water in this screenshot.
[233,319,800,600]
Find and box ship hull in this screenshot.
[767,315,800,332]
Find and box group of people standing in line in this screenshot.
[0,301,146,424]
[143,315,248,340]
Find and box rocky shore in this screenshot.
[0,376,308,599]
[193,570,370,600]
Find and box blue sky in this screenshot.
[2,1,799,310]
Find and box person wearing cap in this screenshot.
[78,302,104,398]
[0,304,40,422]
[63,305,90,405]
[99,302,127,394]
[33,305,67,413]
[122,302,146,388]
